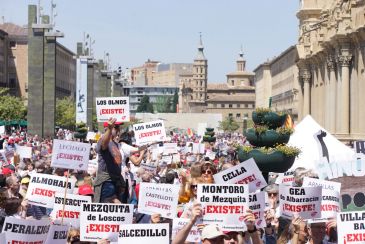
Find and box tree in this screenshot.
[218,116,240,132]
[137,95,154,113]
[56,96,76,129]
[172,90,178,113]
[0,88,27,121]
[154,96,172,113]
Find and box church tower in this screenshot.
[192,33,208,102]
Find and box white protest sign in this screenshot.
[45,223,70,244]
[197,184,249,231]
[138,183,179,219]
[0,125,4,134]
[133,120,166,146]
[51,193,92,228]
[87,131,96,141]
[275,171,295,186]
[26,173,76,208]
[337,211,365,243]
[140,163,157,174]
[161,155,172,165]
[0,149,8,166]
[279,185,322,219]
[2,217,51,244]
[213,158,267,192]
[249,191,267,228]
[15,145,32,158]
[172,153,180,163]
[87,159,98,175]
[80,203,133,242]
[205,150,216,160]
[118,223,169,244]
[0,233,4,244]
[163,143,178,154]
[96,97,130,122]
[51,139,91,171]
[193,143,205,154]
[172,218,200,243]
[302,177,341,219]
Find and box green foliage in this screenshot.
[172,90,178,113]
[154,96,172,113]
[137,95,154,113]
[56,96,76,129]
[0,88,26,121]
[276,126,294,135]
[218,116,240,132]
[254,125,269,135]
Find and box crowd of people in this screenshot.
[0,118,343,244]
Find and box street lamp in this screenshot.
[243,113,248,134]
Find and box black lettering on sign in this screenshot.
[97,100,106,105]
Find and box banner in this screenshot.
[163,143,178,154]
[2,217,50,244]
[133,120,166,146]
[302,177,341,219]
[15,145,32,159]
[213,158,267,192]
[45,223,70,244]
[279,185,322,219]
[197,184,249,231]
[96,97,130,122]
[275,171,295,186]
[50,193,92,227]
[51,139,91,171]
[26,173,76,208]
[118,223,169,244]
[76,57,88,123]
[138,183,179,219]
[172,218,200,243]
[140,163,157,174]
[80,203,133,242]
[248,191,266,228]
[337,211,365,243]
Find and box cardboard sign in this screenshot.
[133,120,166,146]
[172,218,200,242]
[213,158,267,192]
[140,163,157,174]
[197,184,249,231]
[337,211,365,243]
[279,185,322,219]
[26,173,76,208]
[118,223,169,244]
[248,192,267,228]
[302,177,341,219]
[163,143,178,154]
[51,139,91,171]
[138,183,179,219]
[275,171,295,186]
[193,143,205,154]
[45,223,70,244]
[2,217,51,244]
[80,203,133,242]
[96,97,130,122]
[15,145,32,158]
[51,193,92,227]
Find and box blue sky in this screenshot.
[1,0,299,83]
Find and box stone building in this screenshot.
[297,0,365,140]
[130,59,159,86]
[149,63,193,87]
[0,29,8,91]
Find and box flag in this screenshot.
[285,114,294,128]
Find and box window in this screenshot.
[237,104,240,108]
[229,104,233,108]
[231,80,234,86]
[221,104,225,108]
[9,78,16,88]
[245,104,248,108]
[9,41,16,48]
[228,113,233,117]
[236,113,241,118]
[213,104,217,108]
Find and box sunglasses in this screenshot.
[268,192,278,197]
[190,184,197,189]
[202,170,212,175]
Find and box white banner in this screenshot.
[163,143,178,154]
[45,223,70,244]
[76,57,88,123]
[96,97,130,122]
[138,183,179,219]
[337,211,365,243]
[213,158,267,192]
[2,217,51,244]
[133,120,166,146]
[118,223,169,244]
[302,177,341,219]
[172,218,201,243]
[15,145,32,159]
[275,171,295,186]
[26,173,76,208]
[248,191,267,229]
[197,184,249,231]
[80,203,133,242]
[279,185,322,219]
[50,193,92,227]
[51,139,91,171]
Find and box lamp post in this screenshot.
[243,113,248,134]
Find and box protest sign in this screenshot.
[193,143,205,154]
[51,139,91,171]
[172,218,200,242]
[96,97,130,122]
[138,183,179,219]
[80,203,133,242]
[213,158,267,192]
[197,184,249,231]
[87,159,98,175]
[133,120,166,146]
[87,131,96,141]
[51,193,91,227]
[205,150,216,160]
[275,171,295,186]
[15,145,32,158]
[0,125,4,134]
[0,233,4,244]
[161,155,172,165]
[140,162,157,174]
[0,150,8,166]
[337,211,365,243]
[2,217,51,244]
[279,185,322,219]
[118,223,169,244]
[302,177,341,219]
[163,143,178,154]
[45,223,70,244]
[26,173,76,208]
[248,192,267,228]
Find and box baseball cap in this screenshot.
[103,121,123,128]
[201,225,228,240]
[2,168,14,175]
[78,184,94,196]
[21,177,30,184]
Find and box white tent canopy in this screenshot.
[288,115,355,171]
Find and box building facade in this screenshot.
[56,43,76,99]
[0,29,8,90]
[130,59,159,86]
[150,63,193,87]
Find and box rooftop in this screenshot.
[206,94,255,102]
[0,22,27,36]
